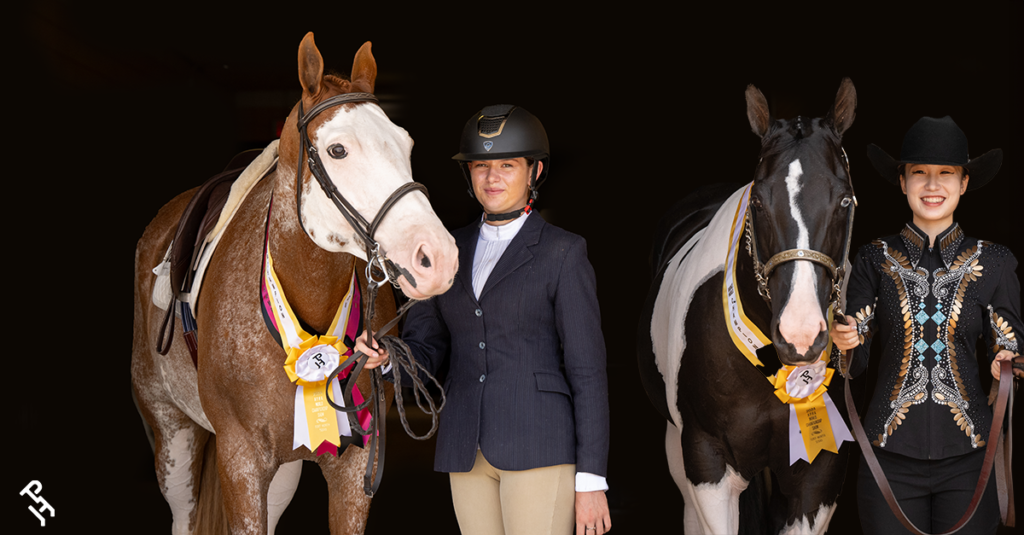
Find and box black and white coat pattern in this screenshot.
[638,79,858,535]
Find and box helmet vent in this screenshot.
[478,117,507,137]
[477,105,516,138]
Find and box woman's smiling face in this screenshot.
[900,163,969,233]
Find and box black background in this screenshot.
[10,1,1021,533]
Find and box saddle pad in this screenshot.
[150,140,279,315]
[187,140,279,316]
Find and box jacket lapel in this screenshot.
[456,222,481,304]
[479,214,543,300]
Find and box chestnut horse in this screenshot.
[638,79,858,534]
[132,34,457,534]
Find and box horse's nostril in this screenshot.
[419,252,431,269]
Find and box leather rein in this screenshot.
[293,91,445,497]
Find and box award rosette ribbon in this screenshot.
[283,336,346,454]
[722,183,854,465]
[771,360,853,464]
[261,236,370,456]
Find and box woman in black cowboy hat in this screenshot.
[829,116,1020,534]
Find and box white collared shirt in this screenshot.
[472,212,531,299]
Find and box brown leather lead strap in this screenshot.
[994,377,1015,525]
[845,360,1013,535]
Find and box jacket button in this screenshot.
[479,374,486,382]
[479,342,486,349]
[475,309,483,317]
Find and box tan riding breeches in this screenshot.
[450,450,575,535]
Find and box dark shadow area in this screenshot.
[10,1,1020,533]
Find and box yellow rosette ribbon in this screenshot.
[283,335,347,453]
[772,364,838,464]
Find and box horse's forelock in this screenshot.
[758,117,842,165]
[323,72,351,88]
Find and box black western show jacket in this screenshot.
[844,222,1021,460]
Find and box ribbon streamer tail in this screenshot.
[824,393,854,446]
[789,404,809,465]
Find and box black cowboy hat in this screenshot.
[866,116,1002,190]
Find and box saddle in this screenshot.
[155,146,277,366]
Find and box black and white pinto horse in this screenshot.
[638,79,858,534]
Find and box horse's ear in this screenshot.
[298,32,324,100]
[350,41,376,94]
[745,84,771,138]
[827,77,857,137]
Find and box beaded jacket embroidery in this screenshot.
[839,222,1021,460]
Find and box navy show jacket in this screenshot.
[399,213,610,476]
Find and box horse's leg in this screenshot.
[771,451,847,535]
[665,421,704,534]
[671,422,750,535]
[266,461,301,535]
[134,393,211,535]
[316,445,373,535]
[214,428,278,535]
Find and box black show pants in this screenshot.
[857,447,1000,535]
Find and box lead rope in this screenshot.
[324,279,445,496]
[844,359,1014,534]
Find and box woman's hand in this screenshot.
[575,490,611,535]
[991,349,1018,380]
[829,315,860,351]
[354,330,390,370]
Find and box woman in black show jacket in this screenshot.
[359,105,611,535]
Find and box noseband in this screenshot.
[744,151,857,312]
[296,92,428,290]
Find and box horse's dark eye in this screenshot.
[328,144,348,159]
[751,197,764,209]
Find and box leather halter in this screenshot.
[743,151,857,310]
[293,91,444,496]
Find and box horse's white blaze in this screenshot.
[162,428,198,535]
[267,461,302,535]
[779,503,837,535]
[652,187,746,428]
[779,159,826,358]
[785,159,809,250]
[300,103,457,299]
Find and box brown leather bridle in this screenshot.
[295,92,428,290]
[292,91,444,497]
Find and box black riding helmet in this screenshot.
[452,104,550,221]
